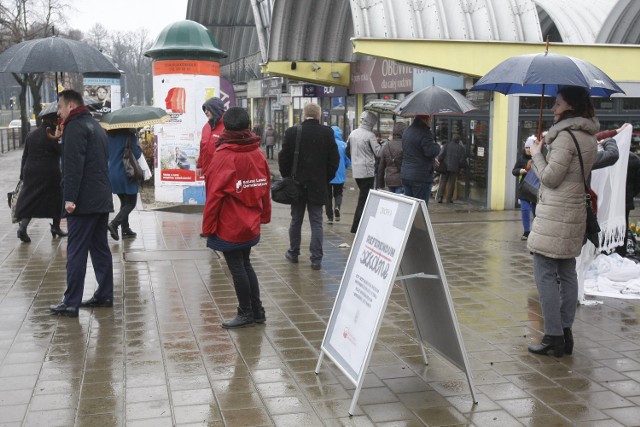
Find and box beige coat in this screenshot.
[527,117,599,259]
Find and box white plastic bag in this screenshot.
[137,153,152,181]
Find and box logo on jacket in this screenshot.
[235,178,268,193]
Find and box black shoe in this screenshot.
[563,328,574,355]
[50,223,68,238]
[437,198,443,203]
[334,208,340,222]
[222,308,254,329]
[528,335,564,357]
[121,228,137,239]
[17,227,31,243]
[108,222,119,241]
[285,251,298,263]
[80,296,113,308]
[311,261,322,270]
[253,306,266,324]
[49,302,78,317]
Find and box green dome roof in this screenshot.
[145,20,227,60]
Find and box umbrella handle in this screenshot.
[537,84,545,141]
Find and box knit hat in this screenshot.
[202,97,226,122]
[222,107,250,131]
[524,135,535,148]
[360,111,378,130]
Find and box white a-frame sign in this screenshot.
[315,190,476,415]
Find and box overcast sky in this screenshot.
[67,0,189,40]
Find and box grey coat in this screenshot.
[527,117,599,259]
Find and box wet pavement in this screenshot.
[1,146,640,427]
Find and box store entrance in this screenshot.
[433,116,489,206]
[273,109,288,151]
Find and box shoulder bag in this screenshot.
[566,129,601,247]
[271,125,303,204]
[123,137,143,181]
[518,169,540,203]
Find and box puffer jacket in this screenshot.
[347,120,381,179]
[527,117,599,259]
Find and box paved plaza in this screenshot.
[1,146,640,426]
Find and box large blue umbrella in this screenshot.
[471,46,624,138]
[471,52,624,97]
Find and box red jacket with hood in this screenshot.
[202,130,271,242]
[197,119,225,173]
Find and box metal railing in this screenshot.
[0,128,23,153]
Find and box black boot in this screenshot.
[50,222,68,238]
[222,307,254,329]
[563,328,573,355]
[107,222,119,241]
[121,228,137,239]
[253,305,266,324]
[528,335,565,357]
[17,223,31,243]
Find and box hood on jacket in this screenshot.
[202,97,226,126]
[359,111,378,131]
[393,122,407,138]
[331,125,343,142]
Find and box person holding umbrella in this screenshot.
[14,110,67,242]
[400,115,440,204]
[527,86,598,357]
[106,129,142,240]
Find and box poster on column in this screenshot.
[83,76,121,118]
[152,60,221,185]
[324,195,414,381]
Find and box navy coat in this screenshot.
[400,118,440,183]
[108,129,142,195]
[62,109,114,215]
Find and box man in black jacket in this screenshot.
[400,115,440,205]
[49,90,115,317]
[279,103,339,270]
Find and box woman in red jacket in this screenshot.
[202,107,272,328]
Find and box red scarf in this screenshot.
[216,129,260,147]
[61,105,89,126]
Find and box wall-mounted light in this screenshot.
[311,63,321,71]
[291,61,297,70]
[331,71,341,78]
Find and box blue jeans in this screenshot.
[388,186,404,194]
[402,179,433,206]
[520,199,536,233]
[288,201,324,262]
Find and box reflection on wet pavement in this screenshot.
[1,149,640,425]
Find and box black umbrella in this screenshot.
[0,36,120,74]
[393,85,477,117]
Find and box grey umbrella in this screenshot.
[393,85,477,117]
[0,36,120,74]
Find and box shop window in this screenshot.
[622,98,640,111]
[519,96,554,111]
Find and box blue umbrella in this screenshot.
[471,44,624,138]
[471,52,624,97]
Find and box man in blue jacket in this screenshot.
[49,90,115,317]
[400,115,440,205]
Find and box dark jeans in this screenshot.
[402,179,433,206]
[288,201,323,262]
[266,145,274,160]
[64,213,114,308]
[112,193,137,229]
[351,177,375,233]
[222,247,261,311]
[326,183,344,220]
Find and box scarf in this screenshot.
[576,124,632,301]
[64,105,89,124]
[215,129,260,147]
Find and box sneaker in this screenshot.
[311,261,322,270]
[285,251,298,263]
[521,232,530,240]
[334,208,340,222]
[327,218,334,224]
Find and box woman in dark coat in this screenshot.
[15,113,66,243]
[107,129,141,240]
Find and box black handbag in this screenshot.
[123,137,143,181]
[518,169,540,203]
[271,125,303,204]
[566,130,601,247]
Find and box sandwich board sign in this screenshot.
[315,190,476,415]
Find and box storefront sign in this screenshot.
[303,84,348,97]
[262,77,283,97]
[350,59,413,94]
[247,80,263,98]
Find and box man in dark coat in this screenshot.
[436,134,467,203]
[279,103,339,270]
[49,89,115,317]
[400,115,440,205]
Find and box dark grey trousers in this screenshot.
[533,253,578,336]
